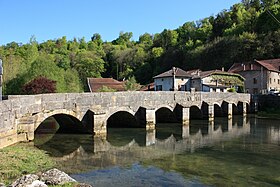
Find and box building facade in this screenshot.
[228,59,280,94]
[154,67,244,92]
[153,67,191,91]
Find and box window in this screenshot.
[278,79,280,84]
[274,79,276,83]
[156,85,162,91]
[253,78,257,84]
[270,78,272,84]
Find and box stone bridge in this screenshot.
[0,91,250,148]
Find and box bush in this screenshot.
[22,76,56,94]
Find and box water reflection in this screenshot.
[34,116,253,171]
[34,115,280,186]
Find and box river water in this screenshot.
[34,116,280,187]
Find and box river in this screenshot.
[34,115,280,187]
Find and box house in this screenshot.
[153,67,245,92]
[228,59,280,94]
[87,78,125,92]
[187,69,245,92]
[153,67,191,91]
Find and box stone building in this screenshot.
[228,59,280,94]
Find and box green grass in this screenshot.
[0,143,55,185]
[257,108,280,119]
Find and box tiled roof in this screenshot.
[228,59,280,73]
[140,82,155,91]
[153,67,191,78]
[87,78,125,92]
[255,59,280,72]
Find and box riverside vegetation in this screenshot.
[1,0,280,94]
[0,143,79,186]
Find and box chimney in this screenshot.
[250,64,253,70]
[242,63,245,71]
[172,67,176,75]
[221,67,224,71]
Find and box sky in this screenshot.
[0,0,241,45]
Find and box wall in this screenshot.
[267,71,280,91]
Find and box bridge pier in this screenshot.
[228,103,233,119]
[146,129,156,146]
[182,107,190,125]
[208,105,214,121]
[146,108,156,130]
[243,102,247,115]
[227,118,233,131]
[182,124,190,138]
[93,112,107,136]
[208,120,214,134]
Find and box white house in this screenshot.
[153,67,191,91]
[154,67,245,92]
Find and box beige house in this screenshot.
[154,67,244,92]
[228,59,280,94]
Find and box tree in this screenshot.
[125,76,141,91]
[22,76,56,94]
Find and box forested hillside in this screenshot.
[1,0,280,94]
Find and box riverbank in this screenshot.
[0,143,54,185]
[257,108,280,119]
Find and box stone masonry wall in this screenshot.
[0,91,250,148]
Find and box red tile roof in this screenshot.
[140,82,155,91]
[255,59,280,72]
[87,78,125,92]
[228,59,280,73]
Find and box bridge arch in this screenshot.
[34,109,79,131]
[155,106,178,123]
[190,105,203,119]
[107,110,139,128]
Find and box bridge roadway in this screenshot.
[0,91,250,148]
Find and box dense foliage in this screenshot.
[1,0,280,95]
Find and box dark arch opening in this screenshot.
[156,107,178,123]
[221,101,229,117]
[35,114,86,135]
[233,102,243,115]
[190,106,203,119]
[214,104,223,117]
[107,111,145,146]
[107,111,139,128]
[34,114,89,157]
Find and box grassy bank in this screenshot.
[257,108,280,119]
[0,143,55,185]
